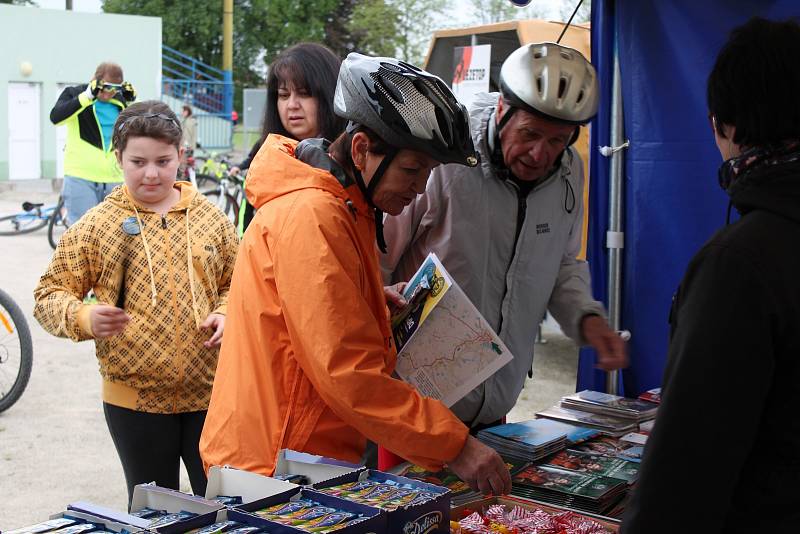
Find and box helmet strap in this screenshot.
[496,105,517,135]
[352,146,398,254]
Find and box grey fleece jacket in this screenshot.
[381,92,606,426]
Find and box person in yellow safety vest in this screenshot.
[51,61,136,225]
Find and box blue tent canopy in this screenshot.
[578,1,798,395]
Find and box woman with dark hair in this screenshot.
[230,42,345,235]
[621,17,800,533]
[200,53,512,498]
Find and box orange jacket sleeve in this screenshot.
[273,194,469,471]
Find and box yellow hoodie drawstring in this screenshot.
[131,204,158,308]
[129,191,202,328]
[185,209,202,329]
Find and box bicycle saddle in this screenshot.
[22,202,44,212]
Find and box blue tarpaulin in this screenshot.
[578,1,799,395]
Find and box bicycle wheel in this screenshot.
[204,191,239,225]
[47,196,70,250]
[0,288,33,413]
[0,212,48,236]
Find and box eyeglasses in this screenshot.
[120,113,180,131]
[101,83,123,93]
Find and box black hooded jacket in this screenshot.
[621,159,800,533]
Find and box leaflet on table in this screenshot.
[390,253,513,407]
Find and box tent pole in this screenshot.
[606,17,625,395]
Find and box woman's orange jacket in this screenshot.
[199,135,469,475]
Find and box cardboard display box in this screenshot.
[74,484,226,534]
[450,496,620,533]
[47,510,147,534]
[206,465,299,511]
[313,469,450,534]
[2,510,146,534]
[228,488,383,534]
[273,449,365,486]
[64,502,151,530]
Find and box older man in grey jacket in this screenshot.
[381,43,627,430]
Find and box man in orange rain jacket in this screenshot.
[200,54,511,497]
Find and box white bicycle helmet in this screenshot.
[499,42,599,126]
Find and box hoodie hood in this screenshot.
[105,180,200,213]
[245,134,369,217]
[730,158,800,225]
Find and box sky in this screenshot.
[36,0,102,11]
[33,0,584,23]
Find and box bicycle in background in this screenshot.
[203,170,245,225]
[0,288,33,413]
[0,201,56,236]
[0,197,70,250]
[194,150,233,190]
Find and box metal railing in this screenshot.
[162,45,232,117]
[162,45,233,148]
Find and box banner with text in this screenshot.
[452,44,491,109]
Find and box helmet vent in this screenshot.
[499,43,599,123]
[371,69,438,140]
[381,77,406,104]
[558,77,568,98]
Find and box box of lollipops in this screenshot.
[312,469,451,534]
[450,496,620,534]
[226,487,384,534]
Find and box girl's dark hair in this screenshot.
[707,17,800,146]
[328,125,390,177]
[182,105,193,116]
[260,42,345,143]
[113,101,183,153]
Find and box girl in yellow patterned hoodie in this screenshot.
[34,101,238,505]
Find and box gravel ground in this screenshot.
[0,186,579,530]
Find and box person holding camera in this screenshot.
[50,61,137,224]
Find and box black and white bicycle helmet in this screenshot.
[334,53,478,168]
[333,53,478,253]
[499,42,599,128]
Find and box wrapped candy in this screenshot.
[455,505,614,534]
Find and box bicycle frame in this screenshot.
[4,205,55,232]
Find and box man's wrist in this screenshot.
[579,313,601,343]
[580,313,601,327]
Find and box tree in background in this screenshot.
[469,0,532,24]
[102,0,336,112]
[390,0,451,64]
[558,0,590,23]
[348,0,401,58]
[467,0,590,25]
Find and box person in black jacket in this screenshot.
[621,17,800,533]
[51,62,136,224]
